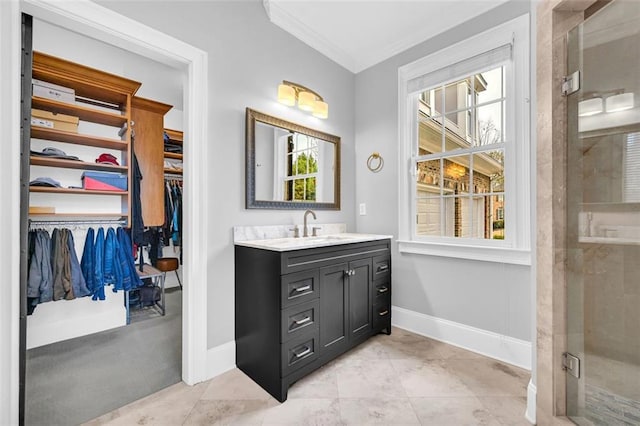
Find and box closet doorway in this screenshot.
[22,5,206,424]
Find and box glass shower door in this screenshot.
[566,1,640,424]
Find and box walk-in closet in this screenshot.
[21,16,187,425]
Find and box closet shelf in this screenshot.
[164,168,183,175]
[164,128,183,144]
[28,213,127,220]
[31,96,127,127]
[31,126,127,150]
[30,156,127,172]
[164,152,183,160]
[29,187,128,196]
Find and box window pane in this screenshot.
[443,155,470,193]
[416,159,442,189]
[444,108,474,151]
[418,113,444,154]
[476,66,504,105]
[305,177,316,201]
[444,80,465,113]
[472,149,504,194]
[419,89,441,117]
[475,101,504,146]
[489,195,505,240]
[440,109,473,151]
[443,196,473,238]
[416,196,441,236]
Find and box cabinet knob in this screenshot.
[344,269,355,276]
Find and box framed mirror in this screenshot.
[246,108,341,209]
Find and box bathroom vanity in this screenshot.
[234,234,391,402]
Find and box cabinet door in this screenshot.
[348,258,372,341]
[319,263,348,354]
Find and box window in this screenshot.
[397,14,531,265]
[284,133,319,201]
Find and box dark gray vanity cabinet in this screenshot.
[235,239,391,402]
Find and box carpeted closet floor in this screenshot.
[25,287,182,426]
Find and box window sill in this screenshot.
[397,239,531,265]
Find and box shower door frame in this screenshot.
[534,0,608,423]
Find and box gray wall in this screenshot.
[354,0,534,341]
[99,0,356,348]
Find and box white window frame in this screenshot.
[397,14,531,265]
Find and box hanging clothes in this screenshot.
[51,228,74,301]
[162,179,183,250]
[27,229,53,314]
[68,230,91,298]
[130,145,145,245]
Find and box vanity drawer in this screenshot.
[281,299,319,343]
[281,331,319,377]
[373,255,391,280]
[374,279,391,303]
[373,301,391,331]
[281,269,319,308]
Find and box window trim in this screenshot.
[397,14,530,265]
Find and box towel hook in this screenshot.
[367,152,384,173]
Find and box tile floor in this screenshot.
[85,328,531,425]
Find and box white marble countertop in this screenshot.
[235,233,393,252]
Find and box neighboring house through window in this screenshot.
[397,14,531,265]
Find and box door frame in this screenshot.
[1,1,209,422]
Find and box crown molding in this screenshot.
[264,0,511,74]
[263,0,357,73]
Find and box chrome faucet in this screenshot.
[303,209,316,237]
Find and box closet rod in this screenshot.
[164,173,183,180]
[28,218,127,227]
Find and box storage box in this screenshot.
[82,171,128,192]
[31,109,79,133]
[32,79,75,104]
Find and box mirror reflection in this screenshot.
[246,108,340,209]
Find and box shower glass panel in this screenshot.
[566,1,640,424]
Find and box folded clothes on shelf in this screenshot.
[31,147,80,161]
[29,177,62,188]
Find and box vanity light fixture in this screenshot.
[277,80,329,119]
[578,97,603,117]
[605,92,635,113]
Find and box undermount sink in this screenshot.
[235,233,393,251]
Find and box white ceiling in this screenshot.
[264,0,512,73]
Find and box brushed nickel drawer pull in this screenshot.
[378,310,389,316]
[377,264,389,272]
[293,346,311,358]
[294,316,311,325]
[294,285,311,292]
[377,286,388,293]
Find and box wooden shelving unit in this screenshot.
[30,156,128,173]
[29,51,142,225]
[163,128,183,175]
[30,186,128,196]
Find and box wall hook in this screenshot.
[367,152,384,173]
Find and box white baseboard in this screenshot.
[205,340,236,380]
[525,379,537,424]
[392,306,532,370]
